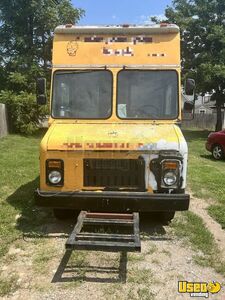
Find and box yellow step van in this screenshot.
[35,24,195,221]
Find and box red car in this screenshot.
[206,130,225,160]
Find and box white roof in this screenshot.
[54,24,180,35]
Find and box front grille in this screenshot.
[84,158,145,190]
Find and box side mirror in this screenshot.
[184,78,195,96]
[182,94,195,120]
[183,101,194,113]
[36,78,47,105]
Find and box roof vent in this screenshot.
[65,24,73,28]
[160,23,170,27]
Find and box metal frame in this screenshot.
[53,64,181,69]
[54,25,180,35]
[51,69,114,120]
[66,211,141,252]
[116,69,179,121]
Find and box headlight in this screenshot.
[48,170,62,184]
[163,171,177,186]
[161,159,180,188]
[46,159,64,186]
[208,133,213,138]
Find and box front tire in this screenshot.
[212,144,224,160]
[157,211,175,224]
[53,209,79,220]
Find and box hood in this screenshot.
[45,123,186,153]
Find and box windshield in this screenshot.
[52,70,112,119]
[117,70,178,119]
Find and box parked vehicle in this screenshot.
[35,24,195,221]
[206,130,225,160]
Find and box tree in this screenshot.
[0,0,84,92]
[0,0,84,134]
[160,0,225,131]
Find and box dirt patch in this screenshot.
[1,213,225,300]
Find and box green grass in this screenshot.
[33,242,58,274]
[0,131,47,260]
[183,129,225,228]
[137,287,155,300]
[0,274,19,297]
[172,211,215,255]
[128,252,145,262]
[208,205,225,229]
[128,269,154,285]
[172,211,225,275]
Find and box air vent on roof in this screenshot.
[65,24,73,28]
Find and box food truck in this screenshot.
[35,24,194,221]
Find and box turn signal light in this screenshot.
[163,161,178,170]
[48,160,62,168]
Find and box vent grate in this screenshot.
[84,159,145,190]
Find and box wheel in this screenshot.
[142,211,175,224]
[212,144,224,160]
[53,209,79,220]
[157,211,175,224]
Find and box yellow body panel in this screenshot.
[53,33,180,66]
[40,122,186,191]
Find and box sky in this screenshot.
[72,0,173,25]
